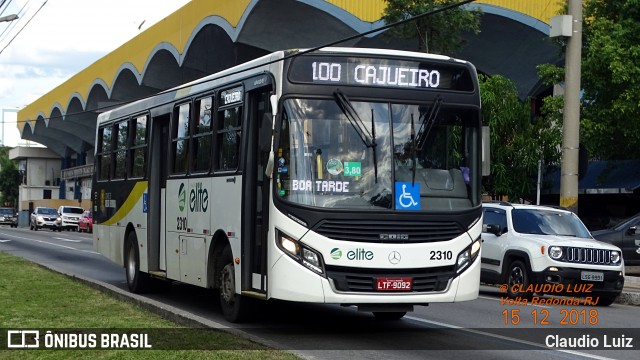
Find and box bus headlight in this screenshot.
[456,237,481,274]
[277,231,325,276]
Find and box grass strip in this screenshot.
[0,251,300,359]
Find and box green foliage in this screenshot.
[0,146,19,207]
[537,63,564,87]
[479,75,562,201]
[580,0,640,159]
[382,0,481,55]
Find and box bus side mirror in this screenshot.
[259,113,272,153]
[264,94,278,178]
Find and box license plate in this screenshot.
[581,271,604,282]
[376,277,412,291]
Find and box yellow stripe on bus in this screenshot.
[102,181,148,226]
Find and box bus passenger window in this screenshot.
[216,106,242,171]
[172,103,190,174]
[193,97,213,172]
[114,120,128,179]
[98,126,113,180]
[130,115,147,178]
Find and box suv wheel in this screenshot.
[506,260,533,300]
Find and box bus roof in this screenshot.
[97,47,474,125]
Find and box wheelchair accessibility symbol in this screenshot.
[395,182,420,210]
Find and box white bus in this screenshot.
[93,47,483,322]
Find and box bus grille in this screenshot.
[565,247,614,265]
[313,219,464,243]
[325,265,455,293]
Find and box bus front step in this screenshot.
[148,271,167,279]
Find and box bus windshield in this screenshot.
[277,97,478,211]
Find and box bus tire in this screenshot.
[219,245,251,322]
[125,232,150,294]
[373,312,406,320]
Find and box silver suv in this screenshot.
[481,201,625,306]
[30,207,62,231]
[57,206,84,231]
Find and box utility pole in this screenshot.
[559,0,582,214]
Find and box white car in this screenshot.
[481,201,625,306]
[57,206,85,231]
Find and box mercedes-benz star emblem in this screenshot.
[388,251,401,265]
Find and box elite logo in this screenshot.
[330,248,374,261]
[178,183,186,212]
[190,182,209,212]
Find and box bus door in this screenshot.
[241,83,272,296]
[148,113,169,273]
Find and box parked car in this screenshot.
[78,210,93,233]
[481,201,625,306]
[30,207,62,231]
[0,207,18,228]
[592,213,640,266]
[57,206,84,231]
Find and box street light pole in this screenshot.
[560,0,583,214]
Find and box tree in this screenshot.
[480,74,562,201]
[0,146,19,208]
[382,0,481,55]
[579,0,640,159]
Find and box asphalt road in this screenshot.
[1,226,638,360]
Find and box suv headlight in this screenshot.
[456,237,481,274]
[548,246,563,260]
[276,230,325,276]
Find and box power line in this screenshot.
[0,0,31,45]
[0,0,47,55]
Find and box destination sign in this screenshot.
[220,87,243,105]
[288,56,474,91]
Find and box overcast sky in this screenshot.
[0,0,191,146]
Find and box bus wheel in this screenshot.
[219,246,251,322]
[373,312,406,320]
[125,232,150,293]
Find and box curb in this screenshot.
[29,261,313,359]
[618,275,640,306]
[616,291,640,306]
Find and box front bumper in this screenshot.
[0,218,17,226]
[268,249,481,304]
[532,267,624,297]
[35,220,61,229]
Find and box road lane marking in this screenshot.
[405,315,616,360]
[0,234,99,254]
[54,237,82,242]
[80,250,100,254]
[0,239,11,242]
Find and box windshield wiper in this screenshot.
[410,113,417,185]
[334,89,378,182]
[415,95,443,152]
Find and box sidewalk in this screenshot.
[618,273,640,305]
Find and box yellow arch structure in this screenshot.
[17,0,562,134]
